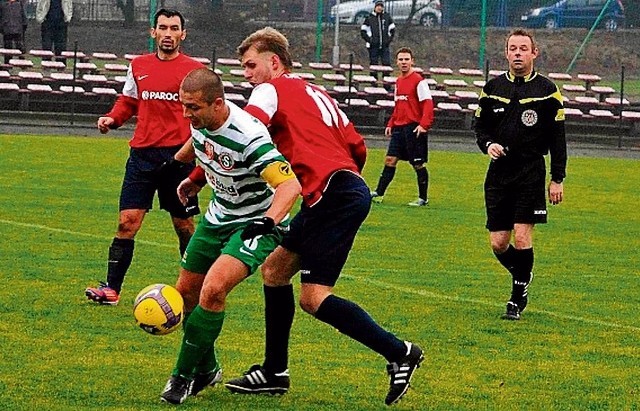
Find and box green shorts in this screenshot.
[181,218,284,275]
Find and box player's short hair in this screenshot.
[505,28,537,51]
[237,27,293,71]
[181,68,223,104]
[395,47,414,58]
[154,8,185,29]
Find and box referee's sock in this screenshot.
[375,165,396,196]
[511,248,534,309]
[494,244,517,275]
[106,237,134,294]
[315,294,406,363]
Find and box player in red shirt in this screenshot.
[223,27,423,407]
[371,47,434,207]
[85,9,204,306]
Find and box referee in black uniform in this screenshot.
[474,28,567,320]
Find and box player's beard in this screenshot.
[159,43,179,54]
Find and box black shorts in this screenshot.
[119,147,200,219]
[387,122,428,165]
[484,158,547,231]
[281,171,370,287]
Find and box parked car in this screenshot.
[520,0,625,31]
[330,0,442,27]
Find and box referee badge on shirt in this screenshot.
[521,109,538,127]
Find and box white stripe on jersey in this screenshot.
[417,78,432,102]
[122,65,137,99]
[247,83,278,122]
[191,101,285,226]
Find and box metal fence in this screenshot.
[22,0,639,28]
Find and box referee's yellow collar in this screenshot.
[506,70,537,83]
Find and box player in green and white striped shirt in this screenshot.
[160,68,301,405]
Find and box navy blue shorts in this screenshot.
[281,171,370,287]
[119,147,200,219]
[484,158,547,231]
[387,122,428,165]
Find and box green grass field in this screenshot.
[1,134,638,410]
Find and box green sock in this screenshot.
[172,305,224,379]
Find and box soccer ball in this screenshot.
[133,284,184,335]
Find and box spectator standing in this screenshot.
[370,47,434,207]
[84,9,205,306]
[360,0,395,80]
[1,0,27,63]
[35,0,72,64]
[224,27,423,407]
[474,28,567,320]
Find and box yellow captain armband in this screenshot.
[261,161,296,187]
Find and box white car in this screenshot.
[330,0,442,27]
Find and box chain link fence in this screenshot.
[21,0,638,28]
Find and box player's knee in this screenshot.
[298,296,318,315]
[199,283,228,311]
[490,238,510,254]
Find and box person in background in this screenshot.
[0,0,28,63]
[474,28,567,320]
[35,0,72,65]
[360,0,395,81]
[84,9,204,306]
[370,47,434,207]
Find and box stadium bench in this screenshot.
[577,73,602,90]
[443,79,469,88]
[590,86,615,102]
[308,62,333,71]
[429,67,453,75]
[103,63,128,73]
[604,97,629,106]
[124,54,140,61]
[458,68,483,77]
[41,60,66,71]
[562,84,587,93]
[216,58,241,67]
[9,59,34,69]
[547,72,572,81]
[322,73,347,86]
[92,52,118,60]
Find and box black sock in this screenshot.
[315,295,406,363]
[106,238,134,294]
[494,244,517,274]
[415,167,429,200]
[511,248,534,304]
[263,285,295,374]
[375,166,396,196]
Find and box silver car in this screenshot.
[331,0,442,27]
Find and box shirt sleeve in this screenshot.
[549,86,567,181]
[474,88,493,154]
[245,83,278,126]
[104,65,138,127]
[417,79,434,130]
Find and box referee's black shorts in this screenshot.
[484,158,547,232]
[386,122,428,165]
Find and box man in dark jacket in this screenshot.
[360,0,395,80]
[0,0,28,63]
